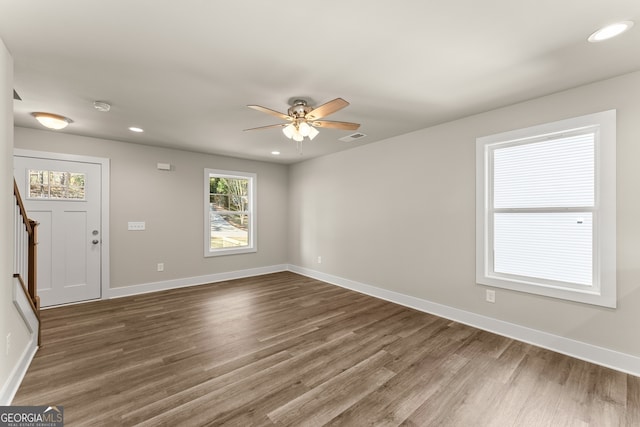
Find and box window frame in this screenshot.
[204,168,257,257]
[475,110,616,308]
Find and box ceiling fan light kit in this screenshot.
[283,121,319,142]
[245,97,360,152]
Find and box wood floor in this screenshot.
[13,272,640,426]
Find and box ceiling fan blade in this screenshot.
[243,123,287,131]
[311,120,360,131]
[305,98,349,120]
[247,105,292,121]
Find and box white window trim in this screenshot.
[476,110,616,308]
[204,168,257,257]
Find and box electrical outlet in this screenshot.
[486,289,496,303]
[157,263,164,272]
[317,256,322,264]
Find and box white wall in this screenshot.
[289,71,640,359]
[14,129,289,291]
[0,38,34,404]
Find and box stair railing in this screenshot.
[13,179,40,345]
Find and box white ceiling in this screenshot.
[1,1,639,164]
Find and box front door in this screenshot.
[14,155,103,307]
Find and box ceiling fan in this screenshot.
[244,98,360,143]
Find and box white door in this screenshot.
[14,156,102,307]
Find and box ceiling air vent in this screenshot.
[339,132,367,142]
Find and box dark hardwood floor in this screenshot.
[13,272,640,426]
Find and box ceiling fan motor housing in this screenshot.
[288,99,313,118]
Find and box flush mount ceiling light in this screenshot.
[588,21,634,42]
[31,112,72,130]
[128,126,144,133]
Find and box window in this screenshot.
[476,110,616,307]
[28,170,86,200]
[204,169,256,257]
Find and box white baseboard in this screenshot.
[107,264,289,299]
[0,278,40,404]
[288,265,640,377]
[0,325,38,405]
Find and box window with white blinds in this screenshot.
[476,110,616,307]
[492,132,595,287]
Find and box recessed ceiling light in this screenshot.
[271,151,281,155]
[129,127,144,133]
[588,21,634,42]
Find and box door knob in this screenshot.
[92,239,99,245]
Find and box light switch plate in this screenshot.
[128,221,146,231]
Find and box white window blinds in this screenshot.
[493,133,595,209]
[491,131,595,287]
[493,212,593,285]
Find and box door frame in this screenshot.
[14,148,110,303]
